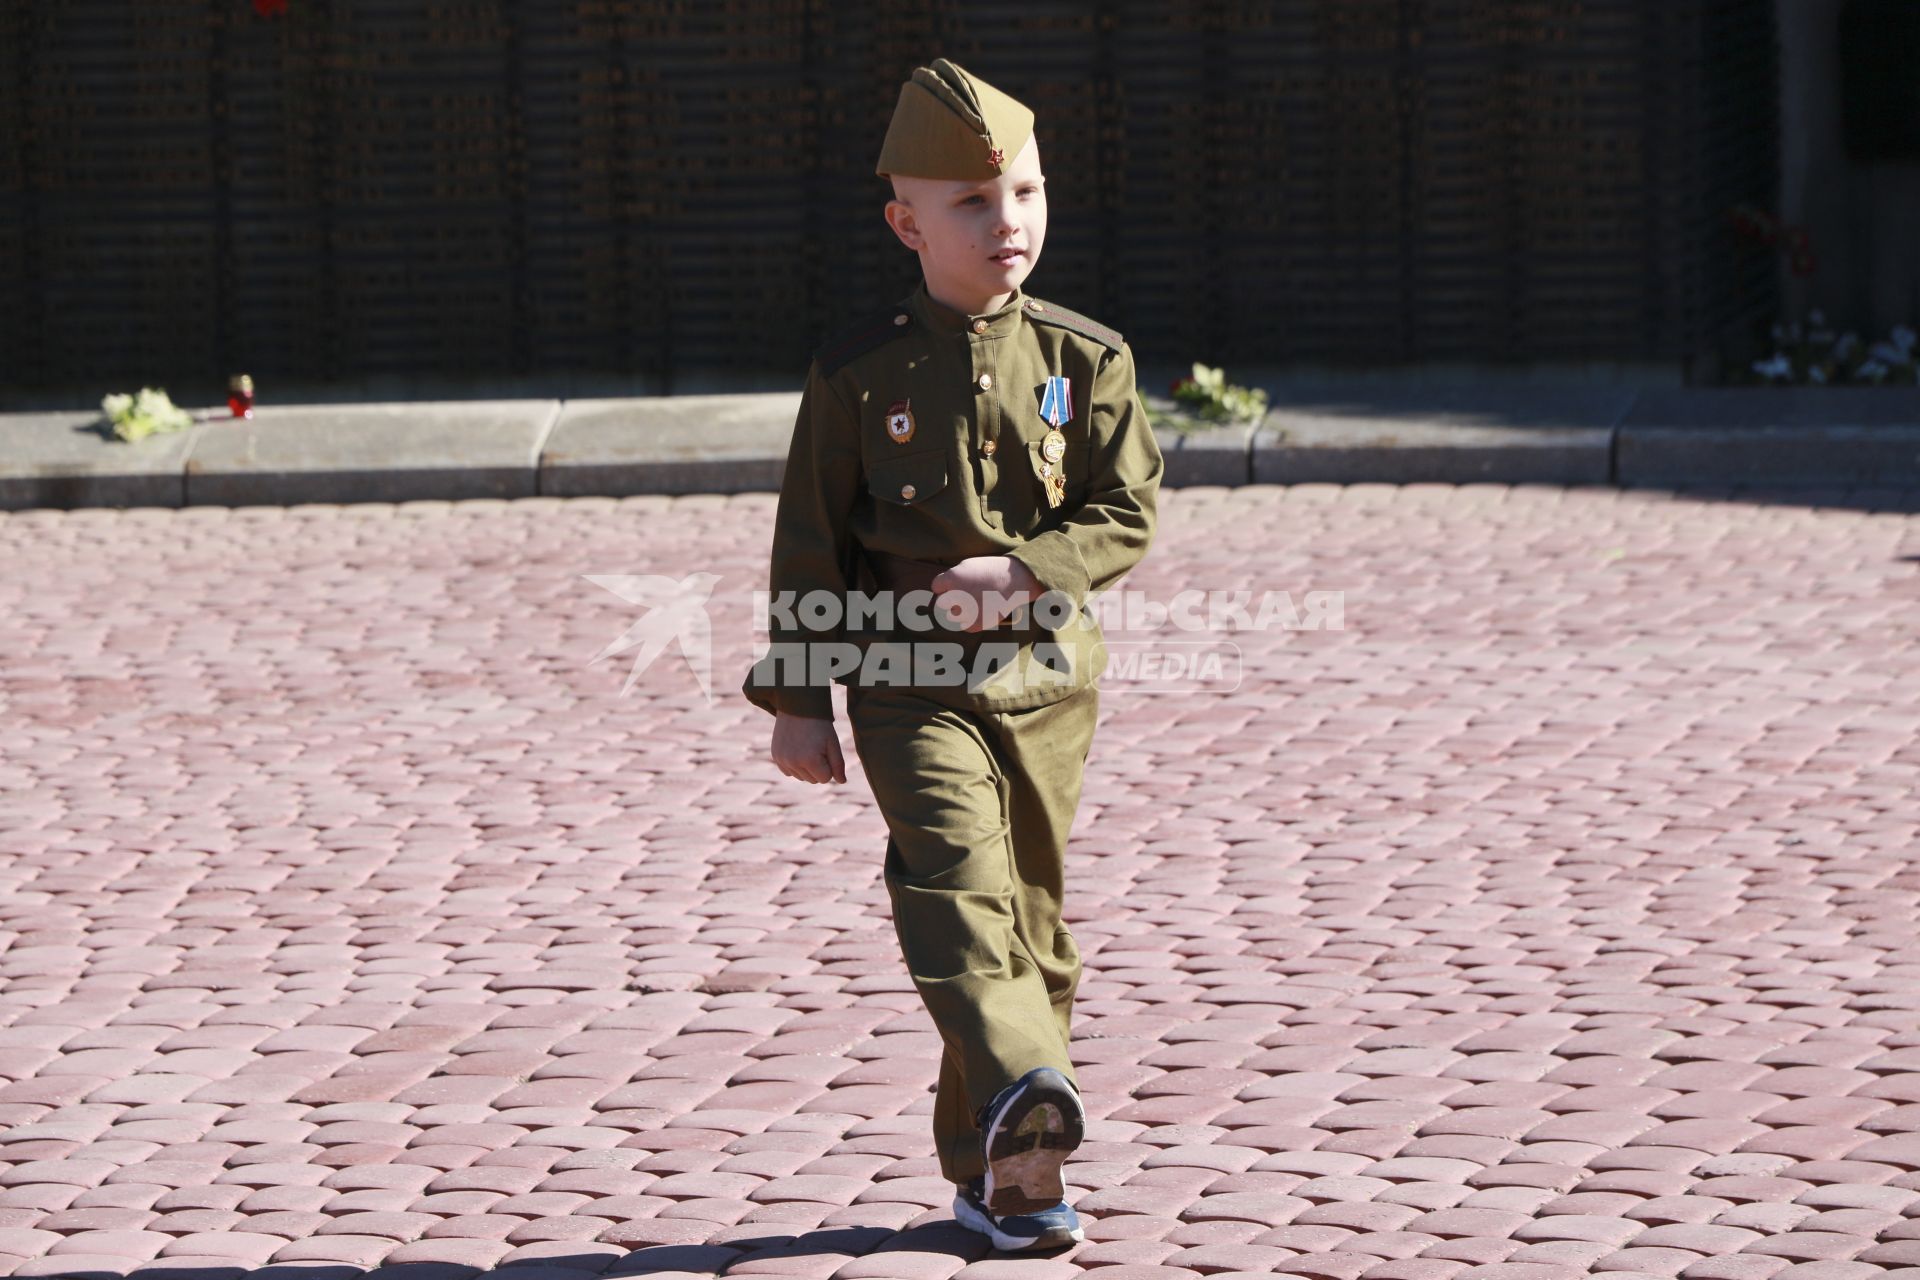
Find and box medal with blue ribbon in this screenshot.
[1036,375,1071,508]
[1039,374,1073,427]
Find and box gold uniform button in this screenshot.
[981,439,997,456]
[977,373,993,390]
[893,313,909,326]
[1027,300,1044,311]
[900,483,916,500]
[971,318,988,333]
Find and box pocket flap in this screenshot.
[868,451,949,506]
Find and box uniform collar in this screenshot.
[908,279,1028,338]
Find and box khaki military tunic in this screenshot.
[743,278,1163,1185]
[742,278,1164,720]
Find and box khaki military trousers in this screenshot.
[846,677,1098,1186]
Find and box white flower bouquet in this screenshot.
[1744,311,1917,386]
[101,387,195,442]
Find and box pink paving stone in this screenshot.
[0,1228,62,1258]
[1294,1202,1425,1233]
[833,1249,977,1279]
[44,1230,172,1260]
[268,1234,397,1264]
[598,1215,730,1248]
[1512,1216,1646,1245]
[418,1212,526,1239]
[13,1256,148,1277]
[0,1160,120,1189]
[1365,1158,1484,1184]
[1607,1246,1729,1276]
[382,1237,517,1266]
[1405,1206,1535,1240]
[1140,1144,1264,1174]
[1631,1224,1765,1252]
[1846,1133,1920,1167]
[150,1228,297,1262]
[1344,1229,1443,1260]
[313,1208,444,1240]
[1739,1232,1876,1261]
[1178,1193,1306,1226]
[1085,1215,1184,1243]
[1165,1241,1298,1271]
[1737,1127,1877,1161]
[1862,1242,1920,1265]
[1163,1219,1267,1247]
[493,1190,598,1218]
[238,1210,334,1238]
[38,1208,161,1233]
[511,1215,624,1243]
[647,1171,767,1200]
[1416,1236,1528,1265]
[1506,1240,1623,1270]
[951,1260,1083,1279]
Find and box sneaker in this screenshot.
[974,1066,1086,1217]
[952,1174,1083,1251]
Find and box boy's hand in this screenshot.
[929,555,1041,632]
[771,711,847,785]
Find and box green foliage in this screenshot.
[1155,363,1268,432]
[102,387,194,442]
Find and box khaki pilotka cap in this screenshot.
[874,57,1036,182]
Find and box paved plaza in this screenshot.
[1,483,1918,1279]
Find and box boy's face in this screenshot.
[884,134,1047,312]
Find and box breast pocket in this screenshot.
[867,450,949,507]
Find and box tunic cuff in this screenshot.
[1008,533,1091,612]
[741,658,835,720]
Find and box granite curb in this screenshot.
[5,387,1920,511]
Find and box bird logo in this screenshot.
[583,571,723,702]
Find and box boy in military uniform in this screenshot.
[742,57,1163,1251]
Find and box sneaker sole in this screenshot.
[951,1190,1084,1251]
[980,1068,1085,1217]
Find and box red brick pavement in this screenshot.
[0,483,1918,1279]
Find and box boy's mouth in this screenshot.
[990,249,1026,266]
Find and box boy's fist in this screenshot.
[771,711,847,785]
[928,554,1040,632]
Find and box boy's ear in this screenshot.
[884,200,922,250]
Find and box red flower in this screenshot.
[253,0,288,16]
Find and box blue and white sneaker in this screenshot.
[952,1174,1084,1251]
[974,1066,1086,1218]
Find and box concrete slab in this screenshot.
[542,392,798,496]
[1251,386,1630,485]
[1618,387,1920,486]
[1142,395,1256,487]
[0,411,202,511]
[182,400,558,506]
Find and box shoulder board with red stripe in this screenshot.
[1021,296,1123,352]
[813,304,915,376]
